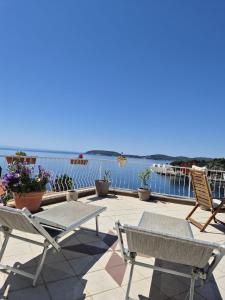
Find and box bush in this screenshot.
[15,151,27,156]
[138,168,152,188]
[52,174,74,192]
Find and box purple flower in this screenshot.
[43,171,50,177]
[4,162,51,193]
[2,179,8,187]
[5,173,16,180]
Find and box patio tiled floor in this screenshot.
[0,194,225,299]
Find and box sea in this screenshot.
[0,147,191,198]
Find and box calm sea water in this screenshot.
[0,148,191,197]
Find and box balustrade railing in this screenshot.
[0,155,224,200]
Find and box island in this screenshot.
[85,150,121,156]
[85,150,213,161]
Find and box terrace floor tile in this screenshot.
[82,269,119,295]
[0,194,225,299]
[47,276,89,300]
[6,285,50,300]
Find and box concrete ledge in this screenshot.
[42,187,96,206]
[109,188,195,206]
[7,188,96,208]
[7,187,195,208]
[151,193,195,206]
[109,188,139,198]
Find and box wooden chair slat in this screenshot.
[194,187,211,195]
[186,169,225,231]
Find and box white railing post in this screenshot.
[188,174,192,198]
[99,161,102,180]
[1,154,224,200]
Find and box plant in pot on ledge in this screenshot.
[52,174,74,192]
[2,162,51,212]
[138,167,152,201]
[95,170,111,197]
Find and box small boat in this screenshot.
[151,164,185,176]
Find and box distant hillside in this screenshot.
[85,150,213,161]
[125,154,145,158]
[145,154,188,161]
[146,154,212,161]
[171,158,225,171]
[85,150,121,156]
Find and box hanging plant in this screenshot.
[6,151,36,164]
[70,153,88,165]
[117,153,127,168]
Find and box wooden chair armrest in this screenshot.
[219,198,225,210]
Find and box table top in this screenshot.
[34,201,106,231]
[138,211,193,239]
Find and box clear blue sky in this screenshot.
[0,0,225,157]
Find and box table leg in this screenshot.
[95,216,99,236]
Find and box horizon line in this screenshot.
[0,145,218,159]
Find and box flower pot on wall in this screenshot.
[117,159,127,168]
[95,180,110,197]
[6,156,36,164]
[117,156,127,168]
[70,159,88,165]
[13,192,44,212]
[138,188,151,201]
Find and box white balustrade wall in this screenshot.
[0,155,224,200]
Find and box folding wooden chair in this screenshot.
[186,169,225,232]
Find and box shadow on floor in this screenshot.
[137,259,222,300]
[86,194,118,201]
[209,222,225,234]
[1,229,223,299]
[0,229,118,299]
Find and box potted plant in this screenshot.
[6,151,36,164]
[52,174,74,192]
[117,153,127,167]
[95,170,111,197]
[2,162,51,212]
[138,167,152,201]
[70,153,88,165]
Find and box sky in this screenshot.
[0,0,225,157]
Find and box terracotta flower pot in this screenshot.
[70,159,88,165]
[13,191,44,212]
[95,180,110,197]
[138,188,151,201]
